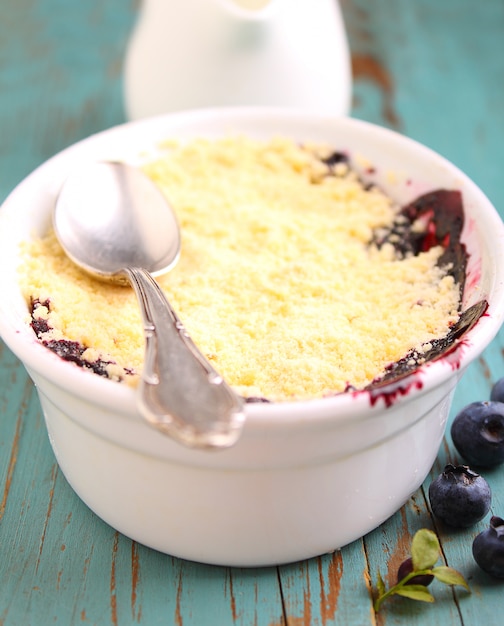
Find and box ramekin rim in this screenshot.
[1,106,504,430]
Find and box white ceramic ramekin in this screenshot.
[1,109,504,567]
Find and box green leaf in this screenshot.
[432,566,470,591]
[376,571,386,596]
[395,585,435,603]
[411,529,440,570]
[373,529,471,612]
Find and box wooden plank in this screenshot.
[363,494,464,624]
[0,365,286,625]
[1,0,504,624]
[278,543,374,625]
[344,0,504,213]
[0,0,136,202]
[0,353,285,625]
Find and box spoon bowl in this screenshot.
[54,161,245,449]
[53,161,181,283]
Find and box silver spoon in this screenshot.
[53,160,245,449]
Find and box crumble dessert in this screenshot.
[19,136,465,402]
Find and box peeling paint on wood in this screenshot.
[351,54,401,128]
[1,0,504,624]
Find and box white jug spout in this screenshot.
[218,0,283,20]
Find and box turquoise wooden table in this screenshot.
[1,1,504,624]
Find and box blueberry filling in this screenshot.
[367,300,487,388]
[372,189,467,291]
[30,298,125,380]
[321,150,349,167]
[367,189,486,389]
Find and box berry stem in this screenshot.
[374,568,434,612]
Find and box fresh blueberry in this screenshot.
[451,401,504,467]
[472,516,504,578]
[428,464,491,528]
[397,557,434,586]
[490,377,504,403]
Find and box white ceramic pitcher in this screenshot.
[123,0,352,120]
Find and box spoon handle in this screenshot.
[125,267,245,449]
